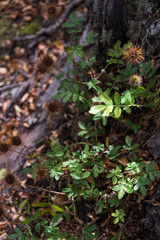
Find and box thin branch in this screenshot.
[13,0,85,48]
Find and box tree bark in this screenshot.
[86,0,160,60]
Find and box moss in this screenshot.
[20,19,39,36]
[0,15,15,43]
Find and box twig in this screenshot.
[0,83,21,93]
[3,81,32,117]
[26,184,67,195]
[13,0,85,48]
[96,233,106,240]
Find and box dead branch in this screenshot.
[0,83,21,93]
[14,0,85,48]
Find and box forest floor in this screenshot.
[0,0,160,239]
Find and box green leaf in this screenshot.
[19,198,28,209]
[125,136,131,146]
[118,189,125,199]
[92,96,102,102]
[78,130,88,136]
[126,62,132,71]
[67,28,76,34]
[102,116,107,126]
[148,161,155,171]
[24,217,33,224]
[121,91,132,104]
[124,185,133,194]
[53,205,64,213]
[114,106,121,118]
[70,173,81,180]
[14,227,23,235]
[149,172,155,180]
[78,121,86,130]
[102,106,113,116]
[113,176,117,185]
[8,234,18,239]
[35,223,41,233]
[81,172,90,179]
[67,53,74,64]
[89,105,106,114]
[153,170,160,178]
[100,93,113,106]
[33,210,41,220]
[72,93,79,102]
[140,186,147,195]
[64,22,74,28]
[113,185,122,191]
[125,106,131,113]
[92,165,99,177]
[70,12,76,22]
[114,92,121,105]
[113,217,119,224]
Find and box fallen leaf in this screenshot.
[0,221,9,229]
[54,41,64,50]
[0,67,7,75]
[87,174,94,183]
[118,156,129,166]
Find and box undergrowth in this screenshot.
[0,7,160,240]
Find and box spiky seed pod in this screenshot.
[41,3,58,19]
[4,173,16,185]
[36,54,55,74]
[0,142,10,154]
[129,74,143,87]
[122,44,145,64]
[11,135,22,147]
[47,100,62,116]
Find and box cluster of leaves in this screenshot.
[9,11,160,240]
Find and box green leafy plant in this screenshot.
[111,209,126,224]
[8,9,160,240]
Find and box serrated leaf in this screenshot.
[14,227,23,235]
[100,93,113,106]
[63,22,74,28]
[114,106,121,118]
[8,234,18,239]
[67,53,74,64]
[89,105,106,114]
[114,92,121,105]
[102,106,113,116]
[33,210,41,220]
[70,12,76,22]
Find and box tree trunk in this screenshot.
[86,0,160,61]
